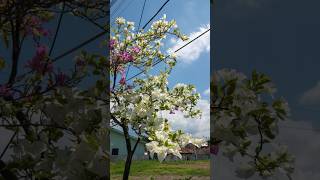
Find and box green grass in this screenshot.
[111,159,210,178]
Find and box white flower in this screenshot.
[170,53,177,59]
[115,17,125,25]
[174,83,187,88]
[156,146,168,162]
[127,21,134,27]
[163,14,167,19]
[155,130,168,142]
[145,142,169,162]
[217,69,246,82]
[145,141,159,158]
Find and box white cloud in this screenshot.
[300,81,320,105]
[203,87,210,96]
[160,99,210,138]
[167,24,210,64]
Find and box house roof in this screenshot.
[180,143,210,154]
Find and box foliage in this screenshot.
[0,1,109,179]
[211,69,295,179]
[109,15,207,166]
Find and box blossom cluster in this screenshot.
[110,16,206,162]
[26,44,53,74]
[24,15,53,37]
[212,68,294,178]
[110,15,188,87]
[111,70,205,162]
[146,121,207,162]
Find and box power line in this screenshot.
[52,30,107,62]
[142,0,170,29]
[110,0,119,8]
[52,0,169,68]
[126,0,148,78]
[49,2,65,56]
[126,28,211,81]
[111,0,127,17]
[138,0,147,30]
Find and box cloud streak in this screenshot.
[300,81,320,105]
[167,24,210,64]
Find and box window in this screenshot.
[112,148,119,155]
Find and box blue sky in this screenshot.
[212,0,320,179]
[111,0,210,138]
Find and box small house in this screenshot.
[110,128,149,161]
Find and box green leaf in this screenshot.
[0,57,5,70]
[235,164,255,178]
[1,30,9,48]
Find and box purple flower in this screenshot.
[0,84,11,97]
[26,57,53,74]
[55,72,68,86]
[119,70,126,85]
[119,76,126,85]
[109,39,116,50]
[36,45,48,57]
[169,110,175,114]
[26,45,53,74]
[131,46,140,53]
[29,16,41,27]
[38,27,50,37]
[120,52,134,62]
[210,145,219,155]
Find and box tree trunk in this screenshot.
[123,151,133,180]
[122,125,141,180]
[122,125,132,180]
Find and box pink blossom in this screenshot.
[55,72,68,86]
[116,66,125,73]
[26,57,53,74]
[0,84,11,97]
[29,16,41,26]
[131,46,140,53]
[119,76,126,85]
[26,45,53,74]
[25,16,50,37]
[110,39,116,50]
[120,51,134,62]
[210,145,219,155]
[36,45,48,57]
[119,70,126,85]
[38,27,51,37]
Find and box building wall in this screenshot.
[110,129,148,161]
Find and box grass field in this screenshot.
[110,159,210,180]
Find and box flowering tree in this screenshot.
[0,1,109,179]
[109,16,208,179]
[211,69,295,179]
